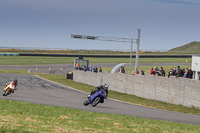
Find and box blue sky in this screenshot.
[0,0,199,51]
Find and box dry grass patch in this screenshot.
[15,124,24,127]
[96,117,108,120]
[59,115,69,119]
[113,122,123,127]
[25,117,37,123]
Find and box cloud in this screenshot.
[149,0,200,5]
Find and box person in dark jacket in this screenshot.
[168,68,173,78]
[159,67,165,77]
[140,69,145,75]
[121,66,125,74]
[172,68,176,76]
[176,66,183,77]
[187,68,193,79]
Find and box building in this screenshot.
[191,55,200,80]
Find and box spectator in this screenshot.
[150,68,154,75]
[140,69,145,75]
[183,68,188,78]
[154,67,159,75]
[83,66,87,72]
[93,67,98,73]
[187,68,193,79]
[116,68,120,73]
[172,68,176,76]
[75,62,79,70]
[198,72,200,80]
[121,66,125,74]
[176,66,183,77]
[159,67,165,77]
[183,68,185,74]
[99,67,102,72]
[168,68,173,78]
[89,65,93,72]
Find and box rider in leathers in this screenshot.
[5,79,18,93]
[90,84,109,99]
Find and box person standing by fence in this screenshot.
[99,67,102,72]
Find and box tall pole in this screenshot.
[135,29,141,73]
[129,39,133,74]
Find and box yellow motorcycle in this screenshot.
[3,83,14,96]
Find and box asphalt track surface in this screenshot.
[1,63,200,125]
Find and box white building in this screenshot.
[191,55,200,80]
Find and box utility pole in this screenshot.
[129,39,133,74]
[135,29,141,73]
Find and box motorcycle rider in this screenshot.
[5,79,18,93]
[89,84,109,99]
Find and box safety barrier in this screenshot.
[19,53,192,58]
[73,70,200,108]
[0,53,19,56]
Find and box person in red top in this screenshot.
[150,68,154,75]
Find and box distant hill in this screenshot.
[168,41,200,52]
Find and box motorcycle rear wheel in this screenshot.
[92,97,101,107]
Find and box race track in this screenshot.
[0,73,200,125]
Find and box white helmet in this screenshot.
[103,84,109,90]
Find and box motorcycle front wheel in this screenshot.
[3,90,9,96]
[91,97,101,107]
[83,99,90,106]
[2,91,6,96]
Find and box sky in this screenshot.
[0,0,200,51]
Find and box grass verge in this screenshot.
[0,99,200,133]
[0,56,192,65]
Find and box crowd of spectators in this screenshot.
[167,66,193,78]
[116,66,125,74]
[80,63,195,80]
[83,65,102,73]
[148,65,193,79]
[149,66,166,77]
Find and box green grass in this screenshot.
[0,99,200,133]
[0,56,192,65]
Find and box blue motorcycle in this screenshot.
[83,89,107,107]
